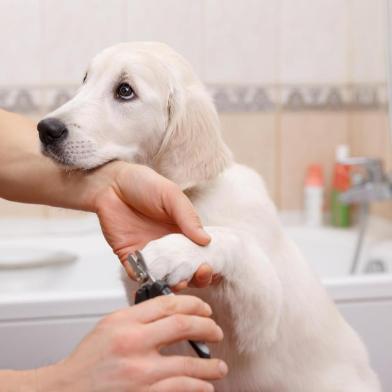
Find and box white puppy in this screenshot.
[38,42,381,392]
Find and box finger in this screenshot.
[190,264,213,288]
[146,314,223,348]
[172,280,189,292]
[163,184,211,246]
[172,265,213,291]
[122,256,137,280]
[150,377,215,392]
[155,356,228,381]
[130,295,212,323]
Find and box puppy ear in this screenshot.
[154,84,232,190]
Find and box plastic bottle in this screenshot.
[331,145,351,227]
[304,164,324,227]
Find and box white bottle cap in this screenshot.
[336,144,349,162]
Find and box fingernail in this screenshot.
[200,272,211,282]
[217,326,224,339]
[219,361,228,376]
[198,228,211,242]
[204,303,212,315]
[206,383,215,392]
[177,281,187,289]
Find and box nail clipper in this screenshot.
[127,251,211,359]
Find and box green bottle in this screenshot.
[331,145,351,227]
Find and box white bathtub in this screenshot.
[0,213,391,389]
[281,212,392,391]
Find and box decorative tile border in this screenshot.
[208,85,278,112]
[0,83,388,115]
[210,83,388,112]
[279,84,388,112]
[0,86,78,115]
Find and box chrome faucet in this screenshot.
[339,157,392,204]
[338,157,392,274]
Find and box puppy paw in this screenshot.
[142,234,206,286]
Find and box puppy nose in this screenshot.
[37,118,68,145]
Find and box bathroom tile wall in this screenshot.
[42,0,125,85]
[220,109,392,220]
[0,0,391,220]
[279,0,348,85]
[279,112,349,210]
[125,0,204,78]
[0,0,387,103]
[203,0,278,84]
[348,0,388,84]
[0,0,42,86]
[220,113,278,200]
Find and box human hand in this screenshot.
[38,296,227,391]
[89,161,215,288]
[0,110,217,288]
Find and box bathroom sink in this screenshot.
[0,246,78,293]
[0,247,77,269]
[0,216,122,296]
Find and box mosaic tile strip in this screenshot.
[0,84,388,115]
[208,85,278,112]
[0,86,78,115]
[280,84,388,111]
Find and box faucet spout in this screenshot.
[336,156,391,275]
[340,182,392,204]
[338,157,392,205]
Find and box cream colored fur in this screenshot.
[42,42,381,392]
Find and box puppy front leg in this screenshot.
[140,226,283,354]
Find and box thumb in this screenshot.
[164,185,211,246]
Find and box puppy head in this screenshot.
[38,42,231,188]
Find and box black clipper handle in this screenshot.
[135,281,211,359]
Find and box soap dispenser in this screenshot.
[304,164,324,227]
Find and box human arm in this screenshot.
[0,295,227,392]
[0,109,214,286]
[0,108,98,210]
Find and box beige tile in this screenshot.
[0,199,46,217]
[126,0,204,78]
[204,0,278,84]
[0,0,41,85]
[42,206,90,219]
[219,113,278,201]
[279,0,348,84]
[371,202,392,220]
[0,201,89,219]
[279,111,349,210]
[348,110,390,161]
[42,0,125,85]
[347,0,387,83]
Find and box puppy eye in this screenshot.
[82,73,87,84]
[116,83,135,100]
